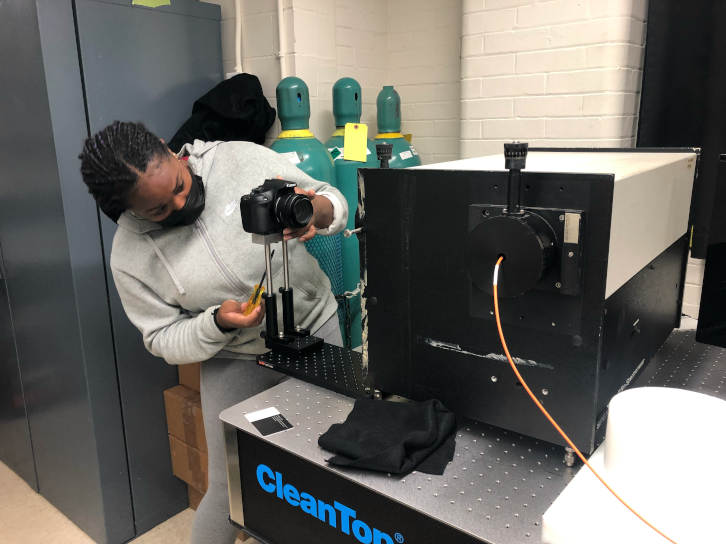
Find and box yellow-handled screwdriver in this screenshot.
[243,250,275,316]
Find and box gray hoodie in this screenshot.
[110,140,347,365]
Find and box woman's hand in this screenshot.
[216,299,265,329]
[275,176,334,242]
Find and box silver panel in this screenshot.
[224,422,245,527]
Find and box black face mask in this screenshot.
[156,173,206,228]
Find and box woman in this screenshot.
[79,121,346,544]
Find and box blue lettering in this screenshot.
[256,465,275,493]
[275,472,283,499]
[334,501,356,534]
[318,500,337,528]
[353,519,373,543]
[300,492,317,516]
[256,464,399,541]
[283,484,300,507]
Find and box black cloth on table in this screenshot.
[318,398,457,475]
[169,73,276,151]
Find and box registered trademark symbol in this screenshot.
[395,534,404,543]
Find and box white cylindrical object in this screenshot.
[277,0,286,79]
[234,0,243,73]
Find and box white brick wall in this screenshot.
[460,0,648,158]
[388,0,463,165]
[684,255,705,319]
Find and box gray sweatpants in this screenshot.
[190,315,343,544]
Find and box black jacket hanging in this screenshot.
[169,73,276,151]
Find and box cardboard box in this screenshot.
[169,434,208,493]
[187,485,249,541]
[188,484,204,511]
[178,362,201,392]
[164,385,207,453]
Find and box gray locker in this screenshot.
[0,1,223,542]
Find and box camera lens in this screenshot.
[275,193,314,229]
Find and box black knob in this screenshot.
[504,141,528,170]
[376,144,393,169]
[369,296,378,306]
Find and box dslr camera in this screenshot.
[240,179,314,235]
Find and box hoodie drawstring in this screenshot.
[143,234,186,295]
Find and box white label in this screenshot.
[409,146,419,156]
[399,150,413,160]
[280,151,301,165]
[564,213,580,244]
[245,407,281,423]
[366,148,371,155]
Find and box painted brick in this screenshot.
[461,120,482,139]
[434,82,461,101]
[461,97,513,119]
[514,95,583,117]
[394,10,436,32]
[337,46,355,66]
[292,0,315,11]
[435,119,463,138]
[684,284,703,306]
[397,84,436,103]
[435,6,463,29]
[686,264,705,287]
[462,54,515,78]
[242,0,277,15]
[463,0,485,14]
[545,116,635,139]
[462,36,484,58]
[293,10,318,55]
[586,44,643,69]
[589,0,648,21]
[318,59,337,82]
[411,28,460,49]
[463,9,517,35]
[372,69,388,87]
[546,68,631,94]
[462,79,482,98]
[414,136,460,155]
[220,19,236,62]
[516,0,588,29]
[516,48,586,74]
[480,74,545,98]
[401,120,434,137]
[582,93,637,115]
[294,55,319,96]
[357,48,389,70]
[336,27,356,47]
[388,32,412,52]
[481,118,545,139]
[485,0,532,10]
[681,303,700,319]
[243,56,281,97]
[336,6,354,28]
[461,139,511,158]
[316,15,336,60]
[409,101,460,121]
[688,256,705,267]
[315,0,335,14]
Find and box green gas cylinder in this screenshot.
[324,78,378,348]
[270,77,344,332]
[375,85,422,169]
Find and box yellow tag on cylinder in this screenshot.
[344,123,368,162]
[403,134,412,143]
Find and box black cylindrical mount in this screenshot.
[376,143,393,169]
[504,141,528,215]
[263,292,278,338]
[281,287,295,333]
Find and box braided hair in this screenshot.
[79,121,170,222]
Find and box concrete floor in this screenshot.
[0,461,258,544]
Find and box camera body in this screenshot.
[240,179,314,235]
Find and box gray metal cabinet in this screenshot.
[0,1,222,542]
